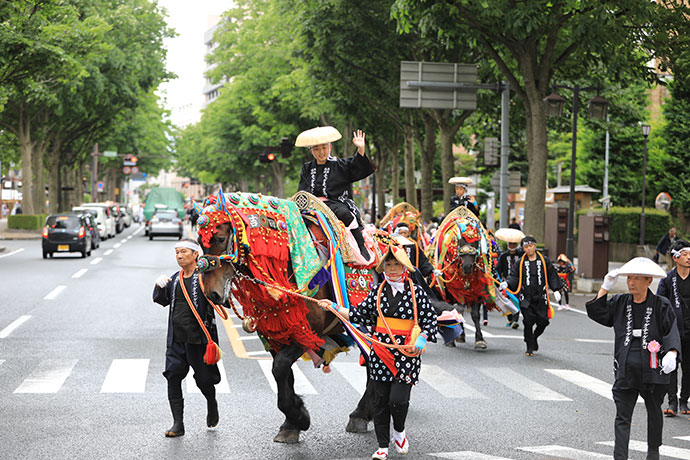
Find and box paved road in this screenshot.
[1,226,689,460]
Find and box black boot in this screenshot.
[207,396,219,428]
[646,446,660,460]
[165,398,185,437]
[680,401,690,414]
[351,227,370,259]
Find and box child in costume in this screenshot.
[554,254,575,311]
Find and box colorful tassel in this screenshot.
[204,341,223,365]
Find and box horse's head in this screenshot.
[197,222,237,305]
[456,239,479,275]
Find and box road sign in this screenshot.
[484,137,498,166]
[491,170,521,194]
[123,166,131,174]
[131,166,139,174]
[96,181,105,192]
[103,151,117,158]
[400,61,478,110]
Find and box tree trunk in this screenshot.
[46,139,61,213]
[271,162,286,198]
[17,106,35,215]
[419,113,437,222]
[439,123,454,215]
[373,149,389,222]
[390,145,400,205]
[403,127,417,207]
[523,87,548,242]
[64,168,81,211]
[341,122,354,157]
[32,141,46,214]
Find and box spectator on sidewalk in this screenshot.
[655,227,677,269]
[509,218,521,230]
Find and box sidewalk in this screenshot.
[0,217,42,245]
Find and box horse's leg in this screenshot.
[471,302,487,350]
[272,342,310,443]
[347,361,373,433]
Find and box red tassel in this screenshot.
[204,341,222,365]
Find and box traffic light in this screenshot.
[280,137,294,158]
[259,150,276,163]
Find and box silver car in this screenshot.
[149,210,183,240]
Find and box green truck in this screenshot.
[143,187,185,223]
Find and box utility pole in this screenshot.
[499,81,510,229]
[91,143,98,199]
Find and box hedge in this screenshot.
[577,207,672,245]
[8,214,48,230]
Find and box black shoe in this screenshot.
[207,397,219,428]
[664,402,678,417]
[165,398,185,437]
[680,401,690,414]
[533,337,539,352]
[511,321,520,329]
[525,345,533,357]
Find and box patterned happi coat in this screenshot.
[350,282,437,385]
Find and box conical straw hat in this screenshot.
[295,126,342,147]
[376,243,416,273]
[495,228,525,243]
[618,257,667,278]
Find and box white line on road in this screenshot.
[463,324,494,337]
[332,362,367,395]
[519,445,612,459]
[545,369,642,403]
[104,249,113,256]
[430,452,513,459]
[421,364,488,399]
[90,257,103,265]
[575,338,614,344]
[72,268,88,279]
[245,350,270,356]
[113,243,121,248]
[0,315,31,338]
[0,248,24,259]
[120,239,128,244]
[677,436,690,442]
[186,360,230,394]
[44,285,66,300]
[237,336,260,341]
[14,359,78,393]
[133,226,143,235]
[480,368,572,401]
[599,440,690,459]
[568,307,588,316]
[101,359,150,393]
[258,361,317,395]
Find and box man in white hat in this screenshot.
[297,127,375,258]
[657,239,690,417]
[587,257,681,460]
[448,176,479,217]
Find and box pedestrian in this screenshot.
[297,126,375,259]
[503,235,563,356]
[655,227,677,269]
[555,254,575,311]
[318,242,437,460]
[138,205,144,225]
[190,206,199,232]
[508,218,521,230]
[657,239,690,417]
[152,238,223,437]
[448,177,479,217]
[496,235,524,329]
[586,257,681,460]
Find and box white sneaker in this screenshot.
[372,448,388,459]
[557,305,564,311]
[565,304,571,310]
[393,430,409,454]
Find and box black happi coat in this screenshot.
[449,195,479,217]
[657,268,688,339]
[152,270,219,347]
[496,248,522,281]
[350,282,438,385]
[587,291,681,386]
[506,253,563,308]
[404,242,434,279]
[298,154,375,222]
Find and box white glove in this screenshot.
[662,351,678,374]
[433,269,443,277]
[553,290,562,303]
[601,268,620,291]
[499,281,508,291]
[156,275,171,288]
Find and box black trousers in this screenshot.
[163,342,221,400]
[372,380,412,448]
[666,338,690,405]
[522,300,549,347]
[612,384,665,460]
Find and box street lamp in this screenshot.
[544,85,609,263]
[640,123,651,246]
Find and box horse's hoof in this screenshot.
[346,416,369,433]
[444,341,457,348]
[474,340,487,350]
[273,428,300,443]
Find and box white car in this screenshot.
[73,206,114,240]
[79,203,116,238]
[149,209,183,240]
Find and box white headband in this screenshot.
[671,247,690,258]
[175,241,201,253]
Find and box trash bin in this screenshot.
[577,215,610,279]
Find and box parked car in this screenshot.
[42,213,93,258]
[80,203,117,238]
[119,205,132,228]
[75,210,101,249]
[149,209,183,240]
[72,206,108,240]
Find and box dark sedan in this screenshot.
[42,213,93,258]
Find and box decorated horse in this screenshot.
[193,189,382,443]
[429,206,500,349]
[379,202,429,250]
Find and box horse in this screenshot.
[195,192,375,443]
[430,206,496,350]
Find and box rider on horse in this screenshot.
[448,176,479,217]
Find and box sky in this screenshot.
[156,0,231,127]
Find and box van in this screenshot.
[77,203,116,238]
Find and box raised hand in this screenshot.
[352,129,366,155]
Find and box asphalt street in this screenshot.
[1,226,689,460]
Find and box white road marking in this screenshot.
[14,359,78,393]
[421,364,487,399]
[230,324,244,328]
[186,359,230,394]
[120,239,127,244]
[90,257,103,265]
[113,243,121,248]
[676,436,690,442]
[519,445,612,459]
[245,350,270,356]
[258,361,317,395]
[462,324,494,337]
[568,307,588,316]
[237,336,260,341]
[430,452,513,459]
[480,368,572,401]
[44,285,66,300]
[133,227,143,235]
[545,369,642,403]
[332,362,367,395]
[575,338,614,344]
[599,440,690,459]
[0,248,24,258]
[0,359,4,367]
[0,315,31,338]
[104,249,113,256]
[72,268,88,279]
[101,359,149,393]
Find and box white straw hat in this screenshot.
[295,126,342,147]
[495,228,525,243]
[449,176,472,186]
[618,257,667,278]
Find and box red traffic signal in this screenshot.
[267,152,276,162]
[259,149,277,163]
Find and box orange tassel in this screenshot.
[204,341,223,365]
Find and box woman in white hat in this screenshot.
[448,176,479,217]
[297,126,375,258]
[587,257,681,460]
[318,242,437,460]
